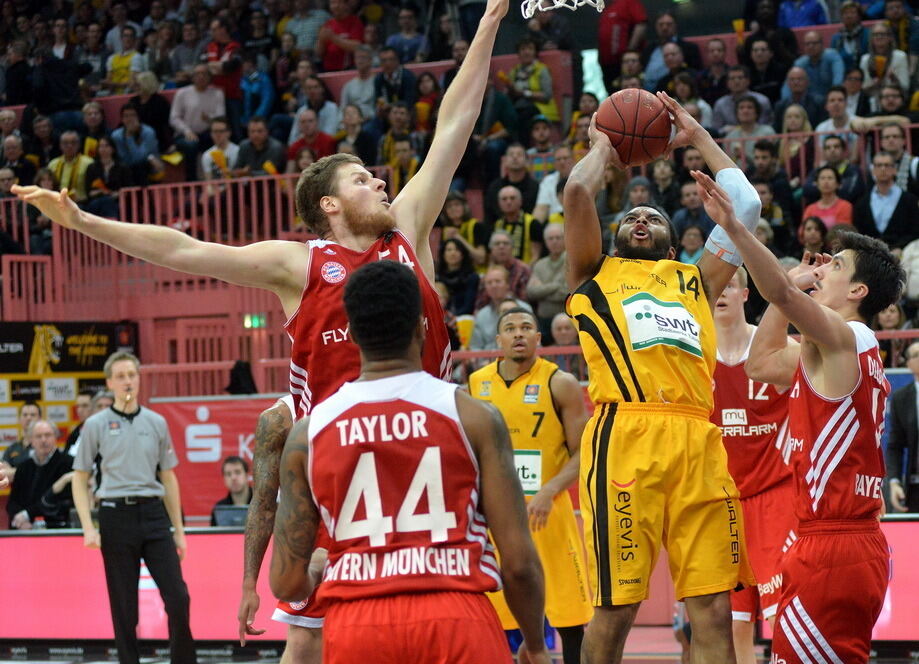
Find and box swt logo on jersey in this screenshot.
[622,293,702,357]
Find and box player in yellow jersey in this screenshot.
[563,92,761,664]
[469,308,593,664]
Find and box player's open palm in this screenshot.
[656,92,702,155]
[690,170,737,230]
[11,185,82,230]
[527,489,553,531]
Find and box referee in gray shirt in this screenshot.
[73,352,196,664]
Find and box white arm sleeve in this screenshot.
[704,167,762,267]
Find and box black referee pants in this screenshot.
[99,500,196,664]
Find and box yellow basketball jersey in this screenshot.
[469,357,567,492]
[565,255,716,410]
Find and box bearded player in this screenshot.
[15,0,510,654]
[270,260,551,664]
[694,169,902,664]
[711,267,798,664]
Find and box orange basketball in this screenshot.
[595,89,672,166]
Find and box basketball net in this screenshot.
[520,0,604,20]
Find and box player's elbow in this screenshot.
[500,549,544,590]
[563,178,592,207]
[269,566,310,602]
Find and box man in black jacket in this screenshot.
[854,151,919,251]
[7,420,74,529]
[887,342,919,512]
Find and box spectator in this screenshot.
[526,115,554,181]
[171,64,226,181]
[790,31,844,103]
[655,42,696,97]
[754,218,785,257]
[85,136,133,218]
[200,117,239,193]
[64,391,96,455]
[748,38,788,105]
[746,138,796,215]
[111,104,163,184]
[471,75,518,184]
[374,46,417,118]
[336,104,375,165]
[243,11,280,72]
[288,76,340,143]
[777,0,827,28]
[76,22,109,98]
[3,40,32,106]
[172,22,205,86]
[376,102,423,166]
[210,456,252,526]
[285,0,330,54]
[802,134,866,205]
[104,3,142,54]
[132,72,173,153]
[773,66,825,130]
[429,13,459,63]
[874,122,919,194]
[439,191,488,271]
[340,45,377,121]
[672,180,716,237]
[527,9,581,99]
[233,116,286,177]
[855,150,919,250]
[287,146,316,174]
[441,39,468,91]
[437,238,480,316]
[862,22,909,98]
[80,103,110,160]
[843,66,872,117]
[699,38,730,106]
[0,167,15,197]
[206,16,244,140]
[641,11,702,92]
[814,86,861,153]
[883,0,919,78]
[533,145,574,223]
[24,115,59,168]
[47,131,95,204]
[316,0,362,72]
[610,49,645,91]
[778,103,815,190]
[240,51,275,127]
[649,157,681,215]
[483,143,539,224]
[671,72,713,127]
[724,95,777,165]
[389,134,419,196]
[144,22,177,84]
[874,82,910,119]
[7,420,74,530]
[3,135,36,187]
[612,175,654,228]
[525,223,566,341]
[102,24,143,95]
[566,92,599,143]
[743,0,800,70]
[505,37,560,130]
[678,224,705,264]
[0,402,41,471]
[494,186,543,264]
[801,165,854,228]
[712,65,774,131]
[469,264,533,351]
[873,302,909,368]
[797,214,829,257]
[414,73,441,135]
[385,5,428,64]
[831,1,870,71]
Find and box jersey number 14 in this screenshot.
[336,447,458,547]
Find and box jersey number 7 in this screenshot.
[335,447,458,547]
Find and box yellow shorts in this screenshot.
[581,402,755,606]
[488,491,594,629]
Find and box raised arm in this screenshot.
[391,0,508,279]
[269,418,320,602]
[746,304,801,386]
[12,186,308,316]
[455,390,549,663]
[238,402,291,645]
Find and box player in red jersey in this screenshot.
[711,267,798,664]
[14,0,511,654]
[271,261,551,664]
[694,170,904,664]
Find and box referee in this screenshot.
[72,352,196,664]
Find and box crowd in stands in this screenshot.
[3,0,919,353]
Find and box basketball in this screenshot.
[595,89,672,166]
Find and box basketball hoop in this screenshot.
[520,0,604,20]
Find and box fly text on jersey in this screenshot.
[335,411,430,446]
[323,546,471,582]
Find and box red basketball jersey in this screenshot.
[308,371,501,603]
[285,231,452,417]
[786,322,889,522]
[712,352,792,497]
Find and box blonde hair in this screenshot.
[136,71,160,96]
[779,104,813,164]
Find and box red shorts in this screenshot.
[323,591,512,664]
[732,481,797,622]
[271,585,327,629]
[771,520,888,664]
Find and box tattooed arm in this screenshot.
[270,418,320,602]
[237,401,291,645]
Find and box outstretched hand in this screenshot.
[690,170,738,231]
[787,251,832,291]
[587,113,625,170]
[657,92,703,157]
[11,185,83,230]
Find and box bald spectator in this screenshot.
[469,265,533,351]
[484,143,539,224]
[474,230,533,312]
[287,107,337,168]
[47,132,95,203]
[3,135,35,186]
[493,186,543,264]
[789,31,843,103]
[7,420,74,530]
[656,42,696,95]
[171,64,227,181]
[712,65,774,131]
[773,66,825,130]
[526,223,567,342]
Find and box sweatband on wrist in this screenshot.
[703,168,762,267]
